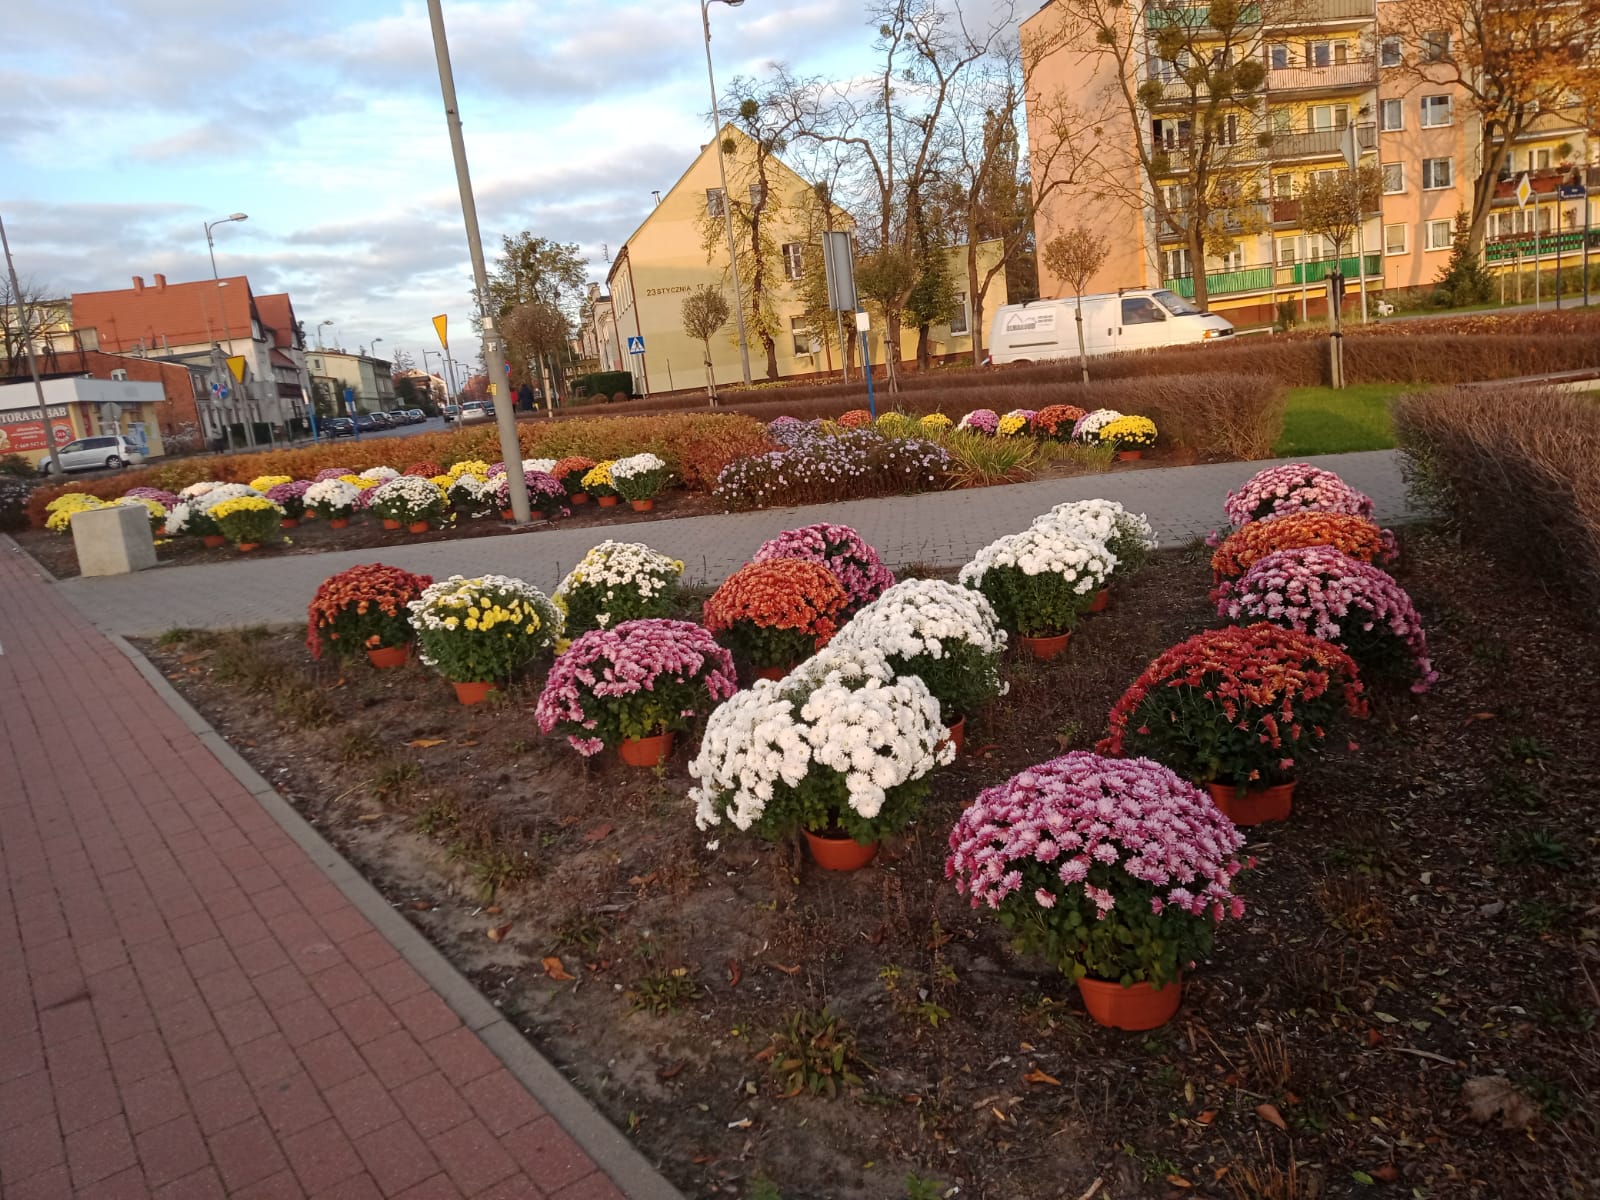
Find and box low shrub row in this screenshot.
[1393,383,1600,608]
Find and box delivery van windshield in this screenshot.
[1154,290,1201,316]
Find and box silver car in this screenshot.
[38,435,146,475]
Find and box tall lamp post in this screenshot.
[0,211,64,477]
[204,213,254,447]
[370,337,386,411]
[317,318,335,349]
[701,0,753,386]
[426,0,531,524]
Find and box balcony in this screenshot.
[1271,197,1381,225]
[1146,2,1261,30]
[1266,57,1378,95]
[1484,230,1600,263]
[1265,0,1376,25]
[1160,253,1383,300]
[1160,266,1275,298]
[1263,123,1376,160]
[1283,253,1383,284]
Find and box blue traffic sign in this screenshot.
[627,336,646,354]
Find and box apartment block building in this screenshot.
[1025,0,1597,322]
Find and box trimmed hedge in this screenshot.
[572,371,634,403]
[1393,384,1600,607]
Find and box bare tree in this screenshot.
[391,347,415,374]
[1298,165,1385,262]
[0,275,63,365]
[1041,226,1110,382]
[681,285,731,405]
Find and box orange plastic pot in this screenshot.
[570,492,590,505]
[1116,449,1143,461]
[803,830,879,872]
[618,729,674,768]
[452,680,498,706]
[236,542,260,553]
[280,517,299,529]
[1206,780,1296,826]
[500,508,514,520]
[754,664,790,681]
[367,643,410,669]
[1086,589,1109,613]
[942,714,965,756]
[201,534,226,548]
[382,518,402,530]
[597,495,620,508]
[1077,975,1182,1030]
[408,520,430,534]
[630,498,655,512]
[1018,631,1071,660]
[329,517,351,529]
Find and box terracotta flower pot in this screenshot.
[942,714,965,756]
[803,830,879,872]
[618,729,674,768]
[571,492,590,505]
[500,508,514,520]
[1206,780,1296,826]
[280,517,299,529]
[329,517,351,529]
[201,534,226,549]
[367,643,410,669]
[1018,631,1071,660]
[382,518,402,530]
[1077,975,1183,1031]
[1116,449,1144,461]
[754,664,790,681]
[630,498,655,512]
[597,495,619,508]
[236,542,260,553]
[408,520,430,534]
[452,680,498,706]
[1086,588,1109,613]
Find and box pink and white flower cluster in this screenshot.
[1223,463,1376,528]
[1072,409,1123,442]
[1216,544,1438,691]
[946,752,1247,922]
[753,522,895,613]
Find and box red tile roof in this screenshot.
[72,275,259,353]
[255,293,300,350]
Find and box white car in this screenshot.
[38,435,146,475]
[458,400,493,425]
[987,289,1234,365]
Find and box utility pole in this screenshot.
[0,211,64,477]
[426,0,530,524]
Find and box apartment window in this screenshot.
[1308,40,1332,67]
[949,293,969,336]
[1420,95,1452,127]
[1270,43,1289,69]
[1277,237,1299,264]
[1422,30,1450,61]
[111,368,128,381]
[1422,157,1453,189]
[748,183,767,208]
[790,318,813,356]
[1273,173,1294,198]
[1163,248,1193,278]
[1309,105,1349,132]
[706,188,726,217]
[1217,113,1240,146]
[1384,223,1409,255]
[1381,162,1406,193]
[1426,219,1454,250]
[781,242,804,281]
[1380,36,1402,67]
[1217,247,1245,272]
[1534,148,1551,170]
[1379,98,1403,131]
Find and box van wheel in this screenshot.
[105,456,124,469]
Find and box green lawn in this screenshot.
[1275,384,1408,456]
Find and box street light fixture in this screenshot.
[318,319,337,351]
[701,0,753,387]
[203,212,251,447]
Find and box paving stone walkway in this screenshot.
[0,547,671,1199]
[50,450,1411,637]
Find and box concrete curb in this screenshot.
[107,632,687,1200]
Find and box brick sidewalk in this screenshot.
[0,546,653,1198]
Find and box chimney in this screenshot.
[131,276,145,293]
[153,274,167,291]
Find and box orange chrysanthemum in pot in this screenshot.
[702,559,849,673]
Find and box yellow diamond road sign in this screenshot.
[1515,173,1533,209]
[225,355,247,383]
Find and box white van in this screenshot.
[987,289,1234,365]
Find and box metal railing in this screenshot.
[1161,253,1382,299]
[1266,57,1378,93]
[1484,230,1600,262]
[1284,253,1383,284]
[1160,267,1275,298]
[1146,2,1261,29]
[1267,0,1376,24]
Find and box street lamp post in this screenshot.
[701,0,753,387]
[317,319,334,349]
[0,211,64,477]
[370,337,386,411]
[426,0,531,524]
[204,213,254,447]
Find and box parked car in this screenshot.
[322,417,356,439]
[459,400,493,425]
[986,289,1234,365]
[370,412,396,429]
[441,404,461,422]
[353,413,385,433]
[406,408,427,424]
[37,435,145,475]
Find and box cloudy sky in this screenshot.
[0,0,906,366]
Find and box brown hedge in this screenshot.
[1392,384,1600,607]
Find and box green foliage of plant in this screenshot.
[412,578,562,684]
[883,641,1003,723]
[762,1009,865,1099]
[940,430,1041,488]
[971,564,1095,638]
[752,769,932,846]
[212,502,282,546]
[627,967,700,1015]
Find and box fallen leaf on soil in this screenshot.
[408,900,433,911]
[486,923,513,942]
[1372,1164,1400,1182]
[1195,1110,1218,1126]
[1462,1076,1539,1128]
[928,928,953,949]
[773,963,802,975]
[1256,1103,1287,1131]
[1165,1176,1192,1188]
[582,822,613,843]
[1023,1069,1060,1086]
[357,813,382,821]
[628,871,660,888]
[727,1117,752,1129]
[656,1061,686,1080]
[485,904,501,914]
[458,740,479,747]
[541,955,575,981]
[990,1107,1007,1122]
[726,959,742,987]
[1467,711,1496,721]
[1367,1027,1384,1047]
[405,738,446,748]
[691,1154,717,1165]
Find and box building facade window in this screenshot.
[705,188,725,217]
[1270,43,1289,69]
[1162,248,1193,278]
[748,183,766,207]
[1384,223,1408,254]
[1277,237,1299,264]
[1426,219,1454,250]
[1308,104,1349,132]
[1534,148,1551,170]
[949,293,969,335]
[782,242,804,280]
[1420,95,1452,127]
[1422,157,1453,189]
[1382,162,1406,193]
[1379,98,1403,130]
[1422,30,1450,61]
[790,318,812,356]
[1273,173,1294,198]
[1380,36,1402,67]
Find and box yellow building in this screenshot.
[1025,0,1597,323]
[607,127,1006,393]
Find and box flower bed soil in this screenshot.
[139,532,1600,1200]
